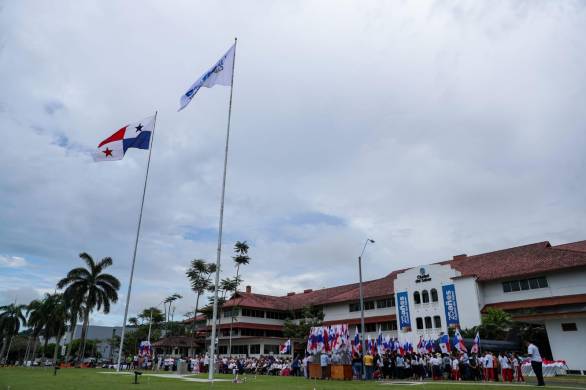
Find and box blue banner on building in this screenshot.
[442,284,460,327]
[396,291,411,331]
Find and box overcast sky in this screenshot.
[1,1,585,326]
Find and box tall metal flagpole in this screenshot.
[208,37,237,382]
[116,111,159,372]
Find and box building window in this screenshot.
[265,330,284,337]
[242,308,265,318]
[223,308,239,318]
[502,276,548,293]
[240,328,264,337]
[365,323,377,332]
[266,311,287,320]
[376,298,395,309]
[416,317,424,330]
[413,291,421,304]
[424,316,432,329]
[249,344,260,354]
[433,315,441,328]
[349,302,361,312]
[430,289,438,302]
[422,290,430,303]
[363,301,375,310]
[231,345,248,355]
[561,323,577,332]
[380,321,398,331]
[264,344,280,354]
[218,345,228,354]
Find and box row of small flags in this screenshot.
[347,327,480,356]
[306,324,351,354]
[282,327,480,356]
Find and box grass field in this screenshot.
[1,368,585,390]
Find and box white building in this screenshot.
[192,239,586,374]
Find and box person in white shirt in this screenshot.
[525,341,544,386]
[451,356,460,380]
[498,352,511,382]
[483,352,494,381]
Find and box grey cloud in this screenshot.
[0,1,585,323]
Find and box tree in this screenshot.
[185,259,216,337]
[0,303,27,364]
[283,305,324,340]
[138,307,164,326]
[228,241,250,355]
[162,293,182,336]
[57,252,120,362]
[25,299,45,362]
[128,317,139,327]
[480,308,512,340]
[61,290,85,364]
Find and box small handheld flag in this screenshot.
[179,43,236,111]
[439,334,451,354]
[279,339,291,354]
[471,331,480,353]
[93,115,155,161]
[454,328,468,353]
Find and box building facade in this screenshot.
[192,240,586,373]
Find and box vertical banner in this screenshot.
[442,284,460,327]
[396,291,412,331]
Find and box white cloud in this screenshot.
[0,255,28,268]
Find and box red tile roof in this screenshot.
[191,239,586,316]
[554,240,586,253]
[222,270,402,311]
[447,241,586,281]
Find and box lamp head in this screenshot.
[368,239,375,243]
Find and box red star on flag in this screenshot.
[102,148,113,157]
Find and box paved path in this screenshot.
[98,371,230,382]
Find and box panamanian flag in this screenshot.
[93,115,155,161]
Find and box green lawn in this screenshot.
[1,367,585,390]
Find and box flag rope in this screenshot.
[116,110,158,371]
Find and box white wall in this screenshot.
[324,302,395,322]
[394,263,465,344]
[453,276,483,329]
[545,317,586,371]
[482,269,586,305]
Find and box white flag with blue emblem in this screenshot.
[179,43,236,111]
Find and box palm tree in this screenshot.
[162,293,182,337]
[138,307,164,326]
[44,294,68,366]
[24,299,45,362]
[0,303,27,364]
[57,252,120,362]
[62,293,84,364]
[186,260,216,336]
[233,241,250,279]
[128,317,139,327]
[229,241,250,356]
[37,293,66,363]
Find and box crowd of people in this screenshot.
[111,341,545,386]
[345,350,526,382]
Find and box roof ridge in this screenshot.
[451,240,551,261]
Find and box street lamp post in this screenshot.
[358,238,375,380]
